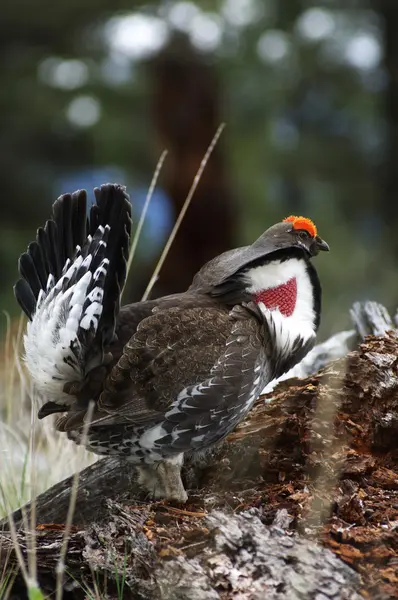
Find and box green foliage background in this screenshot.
[1,0,397,337]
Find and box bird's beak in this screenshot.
[315,235,330,252]
[308,235,329,256]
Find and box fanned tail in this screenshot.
[14,183,132,403]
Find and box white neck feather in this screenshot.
[244,257,317,351]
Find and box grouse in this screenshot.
[15,184,329,502]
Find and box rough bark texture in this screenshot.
[1,506,364,600]
[2,303,398,599]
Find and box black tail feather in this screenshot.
[14,279,36,320]
[44,218,61,280]
[91,185,132,345]
[18,252,43,300]
[71,190,88,253]
[37,227,54,280]
[27,241,48,289]
[14,183,132,347]
[51,190,88,274]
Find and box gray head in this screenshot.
[190,216,329,292]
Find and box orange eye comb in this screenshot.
[283,215,317,237]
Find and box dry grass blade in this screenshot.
[122,149,168,301]
[55,400,96,600]
[301,357,349,533]
[142,122,226,301]
[2,339,38,594]
[2,311,12,423]
[1,311,25,425]
[3,341,48,597]
[4,493,30,590]
[25,384,39,588]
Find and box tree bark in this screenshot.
[375,0,398,233]
[2,303,398,599]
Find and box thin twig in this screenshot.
[2,312,11,424]
[26,384,38,587]
[142,123,226,301]
[3,337,39,594]
[122,150,168,300]
[55,400,95,599]
[4,494,30,588]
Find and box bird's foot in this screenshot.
[137,454,188,503]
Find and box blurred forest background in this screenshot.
[1,0,398,338]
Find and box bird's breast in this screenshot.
[254,276,297,316]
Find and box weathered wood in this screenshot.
[1,506,363,600]
[2,302,398,598]
[1,457,138,529]
[350,300,394,339]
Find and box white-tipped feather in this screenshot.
[23,230,110,404]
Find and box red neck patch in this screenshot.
[255,277,297,317]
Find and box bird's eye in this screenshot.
[298,230,309,239]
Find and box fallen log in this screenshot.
[1,505,364,600]
[1,302,398,599]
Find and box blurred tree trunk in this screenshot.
[375,0,398,246]
[129,35,239,300]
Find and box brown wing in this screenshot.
[57,304,233,431]
[54,294,226,431]
[92,305,232,425]
[57,302,275,460]
[82,302,271,456]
